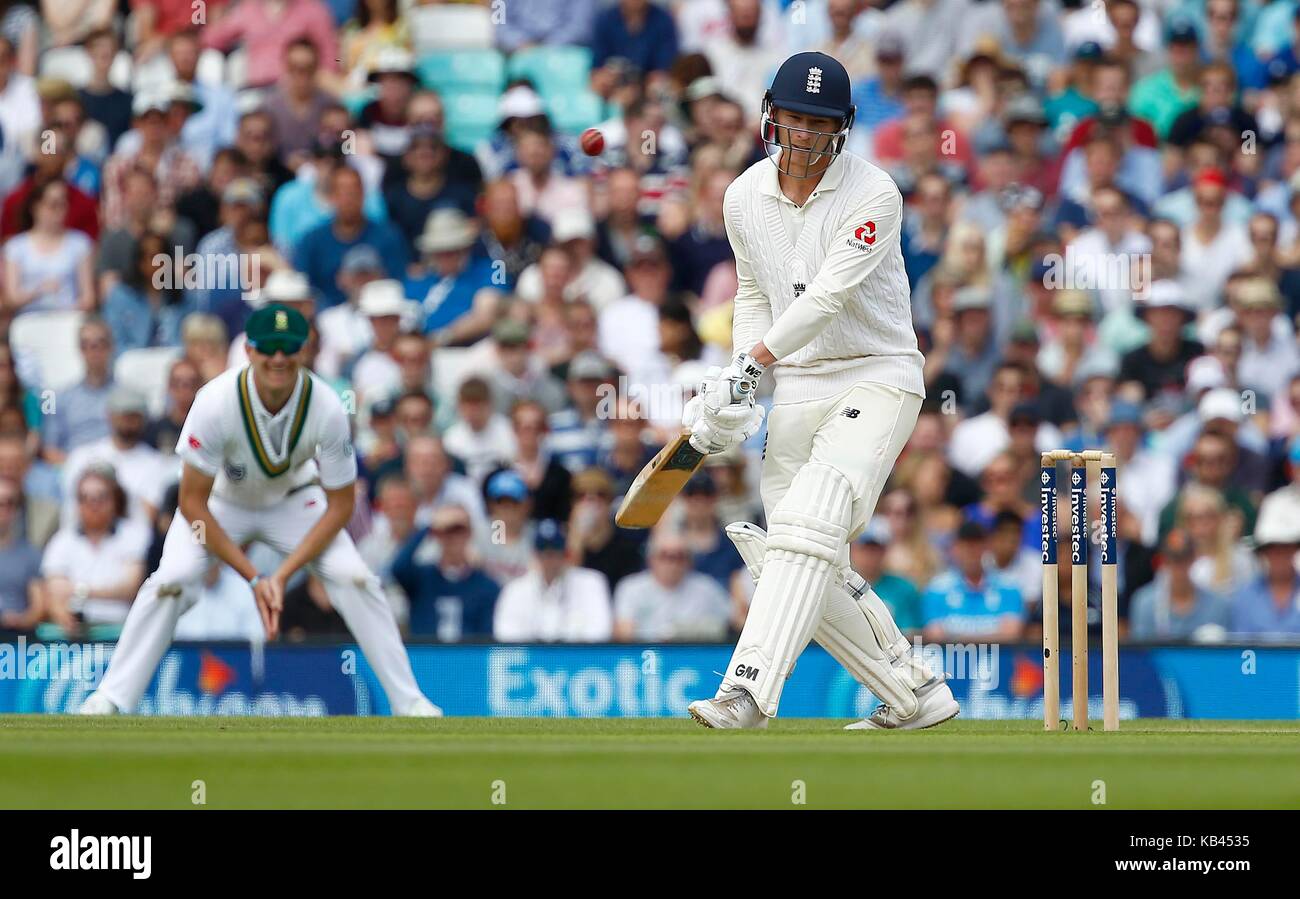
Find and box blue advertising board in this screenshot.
[0,639,1296,719]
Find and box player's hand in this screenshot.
[684,393,764,454]
[253,575,285,640]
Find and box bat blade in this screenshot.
[614,431,707,528]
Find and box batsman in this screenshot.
[685,52,959,730]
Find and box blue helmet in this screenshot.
[761,52,856,177]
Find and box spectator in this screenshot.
[478,179,550,287]
[509,128,588,225]
[100,90,201,232]
[175,147,249,245]
[143,358,201,456]
[960,0,1065,90]
[1118,281,1204,401]
[103,230,192,354]
[934,284,1002,404]
[392,502,499,641]
[474,468,536,586]
[40,468,149,636]
[475,85,589,183]
[921,520,1025,641]
[96,166,197,299]
[357,474,420,609]
[401,434,485,531]
[613,527,730,640]
[599,234,675,388]
[348,281,409,409]
[40,318,115,463]
[268,141,388,262]
[1175,483,1256,599]
[179,312,229,385]
[881,0,971,82]
[200,0,337,90]
[0,475,44,631]
[849,31,907,153]
[295,166,408,309]
[598,399,655,499]
[507,399,572,523]
[1129,20,1202,140]
[568,467,643,591]
[590,0,680,98]
[77,28,132,149]
[404,207,501,344]
[0,34,39,193]
[234,109,295,196]
[880,485,945,590]
[548,351,614,473]
[315,259,394,383]
[948,361,1030,478]
[1129,527,1232,641]
[357,46,418,164]
[1230,279,1300,406]
[60,386,165,530]
[262,38,337,166]
[337,0,410,91]
[1105,400,1176,548]
[384,124,480,254]
[493,518,612,642]
[675,472,743,590]
[851,517,922,632]
[475,318,567,416]
[1181,168,1253,311]
[442,377,517,485]
[495,0,595,52]
[1229,503,1300,637]
[0,125,99,240]
[2,179,94,314]
[0,432,59,538]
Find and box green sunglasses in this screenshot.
[250,338,305,356]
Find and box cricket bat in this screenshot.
[614,381,753,529]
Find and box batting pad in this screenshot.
[721,462,852,717]
[726,522,923,718]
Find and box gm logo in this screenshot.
[734,664,759,681]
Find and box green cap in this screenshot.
[246,303,309,354]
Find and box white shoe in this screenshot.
[400,697,444,717]
[844,676,959,730]
[687,689,769,729]
[78,692,120,716]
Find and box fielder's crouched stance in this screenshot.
[81,304,438,717]
[685,52,958,730]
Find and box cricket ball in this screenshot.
[580,128,605,157]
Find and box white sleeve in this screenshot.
[576,569,613,641]
[725,180,773,356]
[176,387,226,477]
[762,180,904,360]
[315,396,358,490]
[492,579,531,641]
[40,532,74,577]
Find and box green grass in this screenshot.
[1,717,1297,809]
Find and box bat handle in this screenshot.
[730,380,754,404]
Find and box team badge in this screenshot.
[225,462,247,481]
[275,310,289,331]
[806,66,822,94]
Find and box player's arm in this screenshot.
[758,182,904,361]
[267,399,360,589]
[724,183,773,359]
[177,464,259,584]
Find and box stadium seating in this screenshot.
[546,90,607,135]
[416,49,507,96]
[443,91,500,152]
[115,347,184,417]
[409,3,494,52]
[506,46,592,97]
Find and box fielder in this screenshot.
[684,52,959,730]
[80,304,439,717]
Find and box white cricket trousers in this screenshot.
[95,484,428,714]
[761,381,922,544]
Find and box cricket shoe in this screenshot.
[844,676,959,731]
[687,688,769,729]
[78,692,120,716]
[400,697,444,717]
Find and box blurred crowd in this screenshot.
[0,0,1298,647]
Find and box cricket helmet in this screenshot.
[761,52,856,177]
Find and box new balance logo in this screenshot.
[734,664,760,681]
[806,67,823,93]
[841,407,860,419]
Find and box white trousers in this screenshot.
[760,381,921,548]
[95,484,429,714]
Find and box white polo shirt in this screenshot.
[41,520,151,624]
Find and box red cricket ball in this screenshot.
[580,128,605,157]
